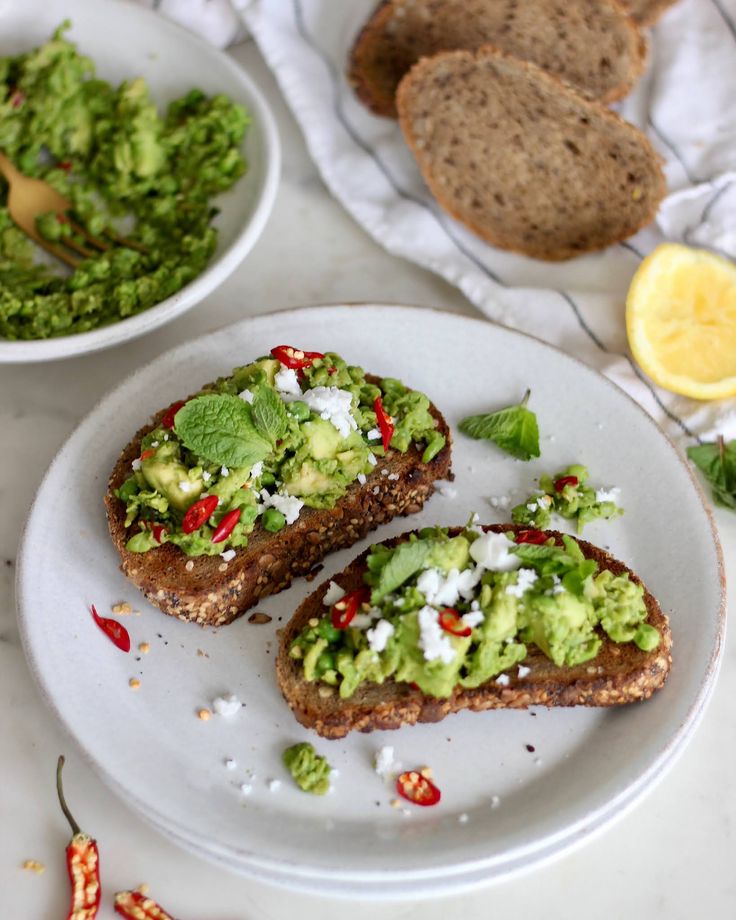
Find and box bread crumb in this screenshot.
[22,859,45,874]
[197,708,211,721]
[138,642,150,654]
[112,602,132,615]
[129,678,141,690]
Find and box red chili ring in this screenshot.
[330,587,370,629]
[181,495,219,534]
[515,529,549,544]
[438,608,472,638]
[211,507,242,544]
[554,475,579,493]
[396,770,441,807]
[270,345,325,370]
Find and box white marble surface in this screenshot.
[2,39,734,919]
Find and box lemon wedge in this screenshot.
[626,243,736,400]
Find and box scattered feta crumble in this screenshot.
[131,458,141,471]
[212,694,242,718]
[225,758,237,770]
[490,795,501,808]
[469,532,522,572]
[517,665,531,679]
[178,480,193,493]
[496,674,510,687]
[595,487,621,504]
[418,605,456,664]
[357,473,367,485]
[458,813,469,824]
[268,779,282,792]
[367,453,377,466]
[366,619,395,652]
[238,389,254,404]
[367,428,381,441]
[488,495,511,510]
[202,470,212,482]
[220,549,236,562]
[220,466,230,478]
[274,367,302,398]
[375,746,400,780]
[300,387,357,438]
[505,568,539,598]
[239,783,253,796]
[322,580,346,606]
[462,609,485,629]
[436,481,457,499]
[259,490,304,525]
[250,460,263,480]
[417,567,481,608]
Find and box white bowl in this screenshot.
[0,0,280,363]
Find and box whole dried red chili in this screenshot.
[438,608,472,638]
[91,605,130,653]
[270,345,325,370]
[515,529,549,545]
[56,756,101,920]
[554,475,579,492]
[211,507,241,544]
[373,396,394,452]
[331,587,370,629]
[181,495,219,534]
[114,890,178,920]
[160,400,186,430]
[396,770,441,807]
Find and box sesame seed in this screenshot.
[197,708,211,721]
[129,678,141,690]
[138,642,150,654]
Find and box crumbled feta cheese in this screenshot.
[458,813,469,824]
[239,389,254,404]
[496,673,510,686]
[490,795,501,808]
[595,487,621,504]
[220,466,230,478]
[550,575,566,596]
[526,502,538,512]
[418,605,456,664]
[274,367,302,398]
[517,665,531,678]
[268,779,282,792]
[299,387,357,438]
[240,783,253,795]
[437,482,457,499]
[353,607,382,629]
[163,433,169,441]
[220,549,236,562]
[462,609,485,629]
[505,568,539,598]
[367,452,377,466]
[212,694,242,717]
[151,440,159,448]
[387,473,400,481]
[260,491,304,525]
[469,532,522,572]
[250,460,263,480]
[366,619,395,652]
[357,473,367,485]
[178,480,193,493]
[225,758,237,770]
[202,470,212,482]
[131,458,141,471]
[366,428,381,441]
[322,580,346,606]
[417,567,482,607]
[375,746,401,779]
[488,495,511,510]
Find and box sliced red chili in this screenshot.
[396,770,441,807]
[10,90,24,108]
[56,213,69,225]
[56,756,101,920]
[114,890,177,920]
[211,507,241,544]
[330,587,370,629]
[91,604,130,653]
[373,395,394,452]
[139,449,155,461]
[270,345,325,370]
[57,160,73,171]
[515,529,549,545]
[160,400,186,429]
[438,608,472,638]
[181,495,219,534]
[151,523,167,544]
[554,475,579,492]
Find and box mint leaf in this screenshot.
[459,390,540,460]
[687,438,736,510]
[174,393,271,469]
[251,385,288,444]
[370,540,431,604]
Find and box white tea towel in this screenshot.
[235,0,736,447]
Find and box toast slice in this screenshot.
[348,0,647,118]
[621,0,679,26]
[105,374,452,627]
[277,525,672,739]
[396,46,666,261]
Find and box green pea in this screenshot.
[262,507,286,532]
[260,471,276,487]
[316,650,336,673]
[288,400,310,422]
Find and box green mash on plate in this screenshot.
[0,22,248,339]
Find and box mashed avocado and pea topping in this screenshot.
[115,348,446,556]
[511,464,623,532]
[0,23,248,339]
[289,523,660,700]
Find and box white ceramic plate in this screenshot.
[17,306,725,897]
[0,0,279,363]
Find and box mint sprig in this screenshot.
[687,437,736,511]
[459,390,540,460]
[251,385,288,445]
[369,540,431,604]
[174,393,271,469]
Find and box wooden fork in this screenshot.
[0,151,144,269]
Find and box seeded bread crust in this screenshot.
[396,46,666,261]
[276,525,672,739]
[348,0,647,118]
[105,375,452,628]
[621,0,679,26]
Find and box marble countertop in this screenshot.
[2,40,734,920]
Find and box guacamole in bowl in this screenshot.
[0,2,279,362]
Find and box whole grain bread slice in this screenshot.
[396,46,666,261]
[276,525,672,739]
[349,0,647,118]
[621,0,679,26]
[105,375,452,628]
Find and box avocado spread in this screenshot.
[512,464,623,533]
[283,742,332,795]
[115,349,446,556]
[289,523,660,700]
[0,23,248,339]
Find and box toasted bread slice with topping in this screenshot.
[396,46,665,261]
[349,0,647,118]
[277,525,672,739]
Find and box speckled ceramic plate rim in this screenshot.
[16,304,726,898]
[0,0,280,363]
